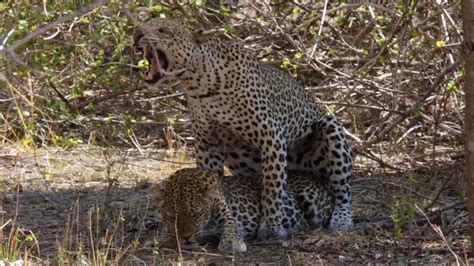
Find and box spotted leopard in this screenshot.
[153,168,333,253]
[134,18,354,238]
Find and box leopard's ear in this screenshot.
[192,29,216,45]
[203,183,219,203]
[152,181,167,206]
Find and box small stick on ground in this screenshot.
[414,204,463,265]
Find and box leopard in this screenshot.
[133,18,354,239]
[152,168,334,253]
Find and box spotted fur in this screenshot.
[134,18,354,238]
[153,168,333,253]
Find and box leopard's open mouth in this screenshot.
[142,47,169,84]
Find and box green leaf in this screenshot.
[435,40,446,48]
[195,0,206,7]
[413,104,422,118]
[326,104,335,114]
[167,116,176,125]
[43,172,52,180]
[280,58,293,69]
[292,7,301,15]
[325,48,335,57]
[221,23,234,33]
[0,3,9,12]
[219,5,231,16]
[0,79,7,90]
[375,37,388,46]
[447,81,459,94]
[336,16,348,27]
[455,69,465,78]
[138,59,150,70]
[293,51,304,60]
[20,137,33,147]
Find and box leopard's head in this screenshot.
[152,168,219,247]
[132,18,214,85]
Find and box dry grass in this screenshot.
[0,144,469,264]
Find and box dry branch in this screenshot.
[356,58,461,152]
[0,0,109,54]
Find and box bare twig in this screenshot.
[357,58,461,151]
[424,175,455,212]
[0,0,109,54]
[309,0,328,58]
[74,86,145,110]
[415,204,463,265]
[48,81,77,113]
[354,200,467,231]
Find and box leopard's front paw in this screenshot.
[329,206,353,230]
[218,237,247,253]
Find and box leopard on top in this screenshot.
[133,18,354,238]
[153,168,334,253]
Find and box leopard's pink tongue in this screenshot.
[145,50,161,81]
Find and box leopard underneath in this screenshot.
[153,168,334,253]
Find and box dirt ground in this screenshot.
[0,144,470,264]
